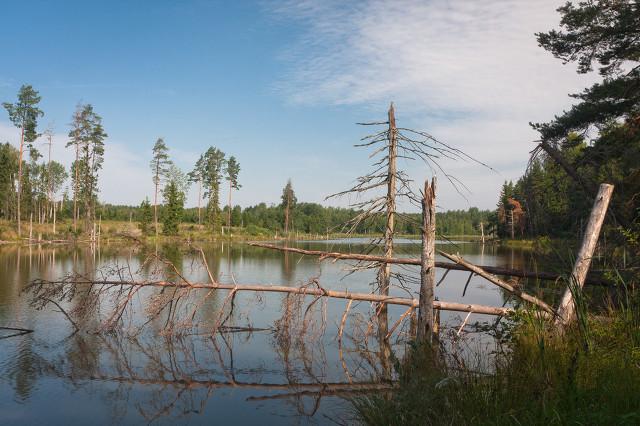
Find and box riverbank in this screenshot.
[0,219,493,246]
[353,303,640,425]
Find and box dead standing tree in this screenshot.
[328,103,492,363]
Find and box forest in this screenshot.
[0,98,491,239]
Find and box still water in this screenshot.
[0,240,552,425]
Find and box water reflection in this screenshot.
[0,240,557,424]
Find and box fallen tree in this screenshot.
[248,242,608,285]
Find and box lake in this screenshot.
[0,239,556,425]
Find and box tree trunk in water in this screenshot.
[555,183,614,327]
[417,178,436,343]
[378,102,397,379]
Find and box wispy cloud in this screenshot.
[268,0,598,208]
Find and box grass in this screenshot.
[353,292,640,425]
[0,219,393,244]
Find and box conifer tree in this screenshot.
[201,147,226,231]
[162,180,184,236]
[67,104,106,232]
[281,179,297,234]
[150,138,172,237]
[2,84,43,236]
[138,198,153,236]
[225,156,241,228]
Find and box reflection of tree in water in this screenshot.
[280,250,298,284]
[20,242,413,423]
[33,331,390,424]
[6,338,45,402]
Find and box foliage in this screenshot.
[281,179,296,233]
[225,156,241,191]
[67,103,107,230]
[500,0,640,265]
[2,84,43,147]
[162,180,185,236]
[0,142,19,219]
[201,147,226,231]
[138,198,153,236]
[354,302,640,425]
[150,138,172,189]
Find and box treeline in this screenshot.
[94,201,491,236]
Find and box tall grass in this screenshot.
[353,287,640,425]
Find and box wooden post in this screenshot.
[555,183,614,327]
[417,178,436,342]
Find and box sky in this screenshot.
[0,0,597,212]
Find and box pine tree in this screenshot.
[225,156,241,228]
[281,179,297,234]
[2,84,44,236]
[162,180,184,235]
[67,104,106,232]
[138,198,153,236]
[150,138,172,237]
[187,154,205,225]
[201,147,226,232]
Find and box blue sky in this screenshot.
[0,0,596,211]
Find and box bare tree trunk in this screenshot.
[480,221,485,244]
[17,126,24,237]
[250,242,609,285]
[198,178,202,225]
[417,178,436,342]
[154,162,159,239]
[510,209,514,239]
[555,183,614,327]
[227,180,232,228]
[284,198,290,234]
[378,102,397,379]
[36,278,516,315]
[73,143,79,232]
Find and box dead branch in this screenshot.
[249,242,606,285]
[437,250,556,315]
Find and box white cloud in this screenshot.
[268,0,598,209]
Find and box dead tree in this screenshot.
[555,183,614,327]
[417,178,436,343]
[327,102,492,370]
